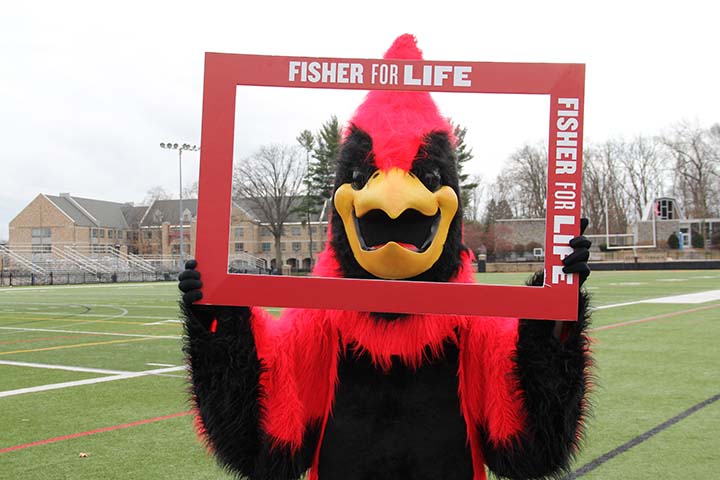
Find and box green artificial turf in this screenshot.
[0,271,718,479]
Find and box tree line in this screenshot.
[480,121,720,234]
[215,117,720,268]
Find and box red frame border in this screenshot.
[196,52,585,320]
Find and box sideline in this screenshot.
[0,411,192,454]
[564,393,720,479]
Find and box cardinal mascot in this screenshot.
[179,34,593,480]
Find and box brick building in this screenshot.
[9,193,136,254]
[8,193,330,273]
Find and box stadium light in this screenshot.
[159,142,200,269]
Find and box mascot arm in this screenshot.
[181,267,330,480]
[472,271,592,480]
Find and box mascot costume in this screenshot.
[179,34,593,480]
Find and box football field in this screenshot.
[1,270,718,479]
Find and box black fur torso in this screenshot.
[318,340,473,480]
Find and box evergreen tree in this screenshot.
[310,115,342,201]
[296,130,318,269]
[451,121,479,212]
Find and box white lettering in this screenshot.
[434,65,453,86]
[288,61,365,84]
[288,61,302,82]
[553,215,575,233]
[454,66,472,87]
[402,64,473,87]
[552,265,573,284]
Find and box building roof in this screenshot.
[122,204,148,227]
[45,194,97,227]
[73,196,132,229]
[46,193,140,229]
[140,199,198,227]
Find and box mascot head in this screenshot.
[331,34,466,282]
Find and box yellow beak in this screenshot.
[334,168,458,279]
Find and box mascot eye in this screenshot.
[352,170,368,190]
[422,169,442,192]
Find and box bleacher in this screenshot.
[0,243,161,286]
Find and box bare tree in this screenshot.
[492,143,547,219]
[618,135,667,220]
[582,141,629,236]
[661,121,720,218]
[233,144,306,272]
[464,173,485,222]
[143,185,172,205]
[183,181,199,199]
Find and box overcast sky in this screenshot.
[1,0,718,241]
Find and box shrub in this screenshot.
[712,232,720,248]
[667,233,680,249]
[526,241,542,252]
[691,232,705,248]
[513,243,526,255]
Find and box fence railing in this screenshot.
[0,270,172,287]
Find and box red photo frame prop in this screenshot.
[195,52,585,320]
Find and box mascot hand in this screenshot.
[178,259,203,305]
[561,218,591,286]
[179,260,252,333]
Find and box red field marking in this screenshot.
[591,303,720,332]
[0,335,86,346]
[0,411,192,454]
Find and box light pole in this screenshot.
[160,142,199,269]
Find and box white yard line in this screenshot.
[0,366,186,398]
[0,311,173,320]
[0,326,180,339]
[143,319,182,325]
[596,290,720,310]
[0,360,130,375]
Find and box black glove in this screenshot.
[561,218,591,286]
[178,259,203,305]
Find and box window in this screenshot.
[172,244,180,254]
[108,230,115,239]
[291,226,301,236]
[656,199,675,220]
[310,226,317,234]
[261,242,272,252]
[292,242,301,252]
[32,244,52,253]
[32,228,51,238]
[31,228,52,246]
[143,230,153,240]
[91,228,99,238]
[281,243,286,251]
[261,228,272,237]
[99,229,105,238]
[235,242,245,252]
[234,227,244,238]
